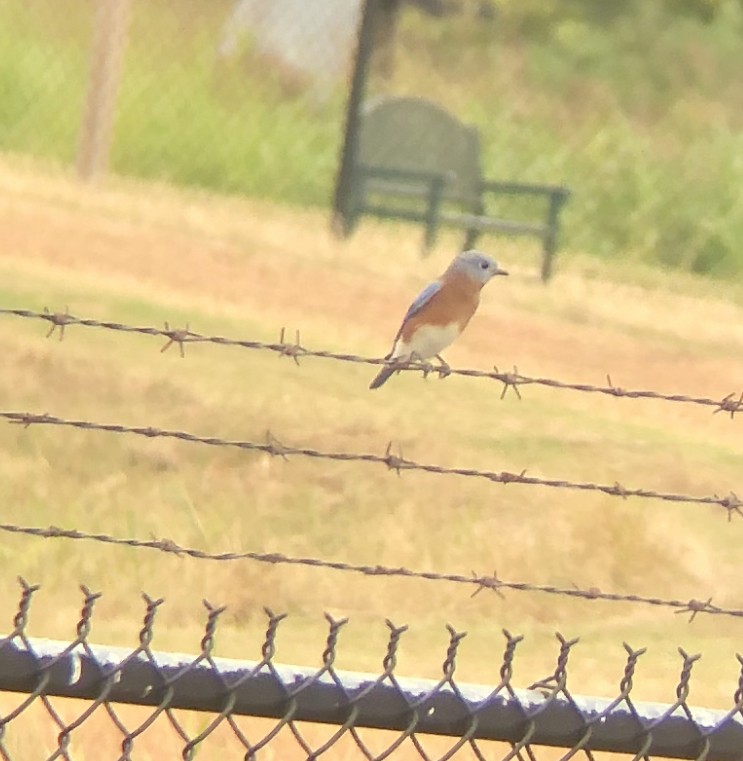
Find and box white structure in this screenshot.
[218,0,363,98]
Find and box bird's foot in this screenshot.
[410,352,437,380]
[435,354,452,380]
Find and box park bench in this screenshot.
[339,95,571,281]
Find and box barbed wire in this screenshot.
[3,306,743,416]
[0,519,736,621]
[4,410,742,515]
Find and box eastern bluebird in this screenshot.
[369,249,508,389]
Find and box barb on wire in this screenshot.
[265,430,290,460]
[715,391,743,419]
[0,520,740,621]
[160,321,194,358]
[470,569,505,599]
[493,364,523,400]
[42,306,73,341]
[278,327,306,365]
[384,441,411,476]
[718,491,743,522]
[674,597,716,623]
[4,306,743,417]
[3,409,740,515]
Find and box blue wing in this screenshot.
[386,280,442,353]
[402,280,442,323]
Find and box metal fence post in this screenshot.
[331,0,378,235]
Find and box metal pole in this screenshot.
[331,0,379,235]
[1,637,742,760]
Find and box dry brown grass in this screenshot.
[1,156,742,758]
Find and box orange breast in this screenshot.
[399,276,480,345]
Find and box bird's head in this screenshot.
[449,249,509,285]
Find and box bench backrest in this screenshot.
[357,96,482,206]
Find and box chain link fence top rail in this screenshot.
[4,0,743,275]
[1,579,743,761]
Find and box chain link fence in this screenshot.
[0,579,741,761]
[3,0,743,275]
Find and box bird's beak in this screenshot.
[494,267,509,276]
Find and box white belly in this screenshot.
[392,322,460,360]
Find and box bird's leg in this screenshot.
[434,354,451,380]
[404,351,424,378]
[409,351,437,380]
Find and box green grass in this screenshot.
[4,0,743,277]
[0,5,88,163]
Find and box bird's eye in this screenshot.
[480,261,489,269]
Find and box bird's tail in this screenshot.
[369,363,396,390]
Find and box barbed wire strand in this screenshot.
[3,307,743,417]
[3,410,742,516]
[0,519,734,621]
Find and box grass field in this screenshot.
[1,155,743,756]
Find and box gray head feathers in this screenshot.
[447,249,508,285]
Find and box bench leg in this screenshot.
[463,196,486,251]
[333,174,367,239]
[332,207,358,238]
[422,175,446,257]
[540,193,565,282]
[422,219,438,255]
[463,227,480,250]
[541,232,556,282]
